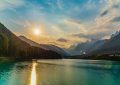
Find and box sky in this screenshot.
[0,0,120,48]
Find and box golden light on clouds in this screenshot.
[23,21,83,48]
[26,22,45,36]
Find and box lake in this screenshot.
[0,59,120,85]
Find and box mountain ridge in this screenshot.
[19,35,70,56]
[68,31,120,56]
[0,23,62,59]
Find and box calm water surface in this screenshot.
[0,59,120,85]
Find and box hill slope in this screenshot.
[0,23,62,59]
[19,36,69,56]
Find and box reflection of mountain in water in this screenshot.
[0,60,120,85]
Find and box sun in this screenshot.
[33,28,41,36]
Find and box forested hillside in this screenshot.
[0,23,62,59]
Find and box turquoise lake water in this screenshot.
[0,59,120,85]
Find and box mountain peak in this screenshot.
[111,30,120,39]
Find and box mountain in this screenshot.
[88,40,107,53]
[19,36,70,56]
[70,31,120,55]
[0,23,62,59]
[92,31,120,54]
[68,40,107,55]
[68,41,93,55]
[66,31,120,60]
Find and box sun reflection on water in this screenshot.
[30,62,37,85]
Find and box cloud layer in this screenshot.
[0,0,120,48]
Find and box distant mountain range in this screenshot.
[1,22,120,60]
[93,31,120,54]
[0,23,62,59]
[19,36,69,56]
[68,31,120,56]
[67,40,107,55]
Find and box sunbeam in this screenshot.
[30,62,37,85]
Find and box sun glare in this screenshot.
[30,62,37,85]
[33,28,41,36]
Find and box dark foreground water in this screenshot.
[0,59,120,85]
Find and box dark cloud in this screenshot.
[100,4,120,17]
[111,16,120,22]
[50,42,66,47]
[100,3,120,17]
[57,38,69,42]
[113,4,120,9]
[72,32,109,40]
[100,10,109,17]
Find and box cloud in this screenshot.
[57,38,69,43]
[98,0,120,21]
[111,16,120,22]
[82,0,120,42]
[102,35,111,39]
[56,0,63,10]
[0,0,25,10]
[71,32,110,40]
[93,0,120,36]
[63,17,112,42]
[65,19,83,25]
[1,0,120,48]
[64,18,87,34]
[63,1,120,41]
[100,10,109,16]
[61,0,120,45]
[50,42,67,47]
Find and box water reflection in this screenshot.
[0,59,120,85]
[30,62,37,85]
